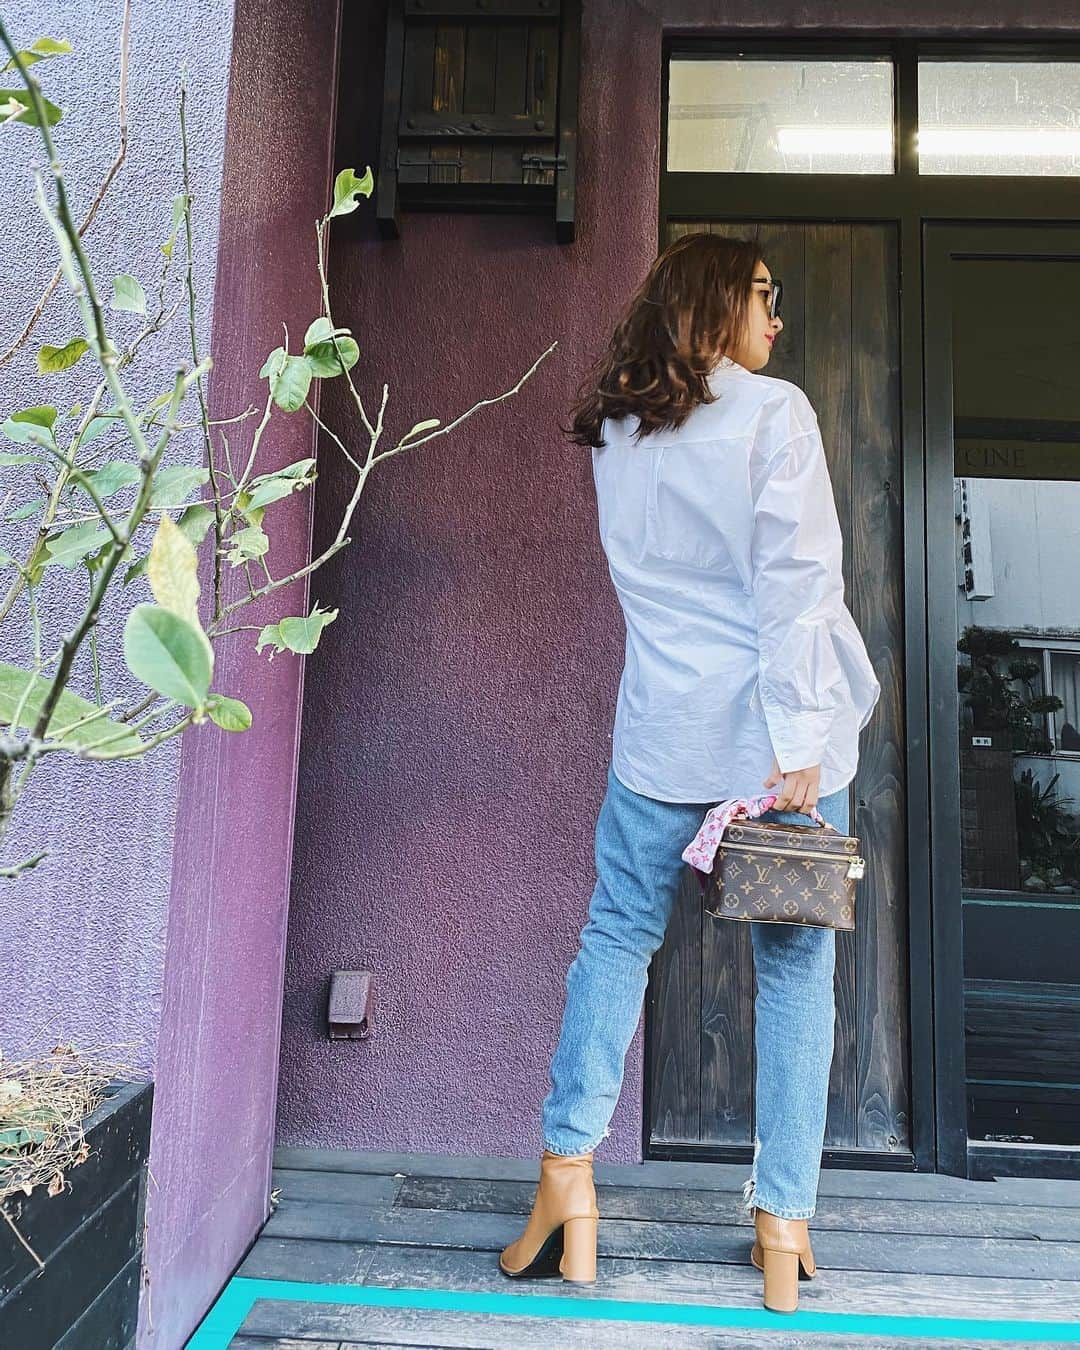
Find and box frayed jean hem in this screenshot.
[741,1172,816,1221]
[746,1198,817,1220]
[541,1125,611,1157]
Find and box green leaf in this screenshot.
[0,452,41,467]
[258,346,286,379]
[123,503,215,586]
[111,273,147,316]
[9,405,57,430]
[265,354,311,413]
[148,464,209,509]
[206,693,252,732]
[75,413,122,448]
[75,462,142,498]
[160,193,190,259]
[175,502,217,543]
[123,605,212,708]
[402,418,441,440]
[0,660,143,752]
[329,166,374,218]
[244,459,316,512]
[6,499,44,522]
[0,36,73,74]
[42,522,111,569]
[223,523,269,565]
[304,336,359,379]
[0,87,62,127]
[2,413,55,445]
[303,317,351,347]
[36,337,89,374]
[256,601,338,661]
[248,457,317,488]
[147,512,202,628]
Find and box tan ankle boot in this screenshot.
[749,1208,817,1312]
[498,1150,599,1283]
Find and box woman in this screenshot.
[498,233,881,1313]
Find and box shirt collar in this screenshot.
[711,353,750,374]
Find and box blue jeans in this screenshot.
[541,761,850,1220]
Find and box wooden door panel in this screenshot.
[647,221,909,1160]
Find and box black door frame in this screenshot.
[924,222,1080,1181]
[656,31,1080,1179]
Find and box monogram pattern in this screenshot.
[703,819,861,931]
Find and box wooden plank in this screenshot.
[522,20,558,188]
[237,1237,1080,1322]
[271,1145,1080,1204]
[399,22,437,185]
[393,1175,1080,1240]
[491,25,528,184]
[239,1236,379,1285]
[699,876,755,1146]
[2,1174,142,1350]
[236,1294,1012,1350]
[805,221,858,1151]
[367,1239,1080,1322]
[231,1340,341,1349]
[54,1254,141,1350]
[965,979,1080,1082]
[262,1201,1080,1277]
[647,864,702,1142]
[850,222,910,1157]
[272,1169,405,1207]
[460,22,495,184]
[431,25,465,186]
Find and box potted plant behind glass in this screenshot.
[957,624,1063,890]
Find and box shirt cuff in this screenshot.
[759,686,835,773]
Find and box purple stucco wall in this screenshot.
[274,0,674,1166]
[275,0,1080,1166]
[139,2,341,1346]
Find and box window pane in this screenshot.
[1051,651,1080,749]
[919,60,1080,175]
[666,59,894,173]
[951,258,1080,1148]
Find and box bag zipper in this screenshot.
[719,839,866,879]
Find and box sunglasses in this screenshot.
[753,279,783,320]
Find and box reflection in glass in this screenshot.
[920,61,1080,175]
[666,59,894,174]
[952,258,1080,1146]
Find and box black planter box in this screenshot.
[0,1079,152,1350]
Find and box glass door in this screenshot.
[925,225,1080,1174]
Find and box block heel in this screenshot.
[761,1246,800,1312]
[559,1214,598,1283]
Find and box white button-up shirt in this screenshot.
[591,354,881,802]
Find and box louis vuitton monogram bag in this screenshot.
[703,811,865,931]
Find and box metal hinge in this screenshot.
[521,152,567,171]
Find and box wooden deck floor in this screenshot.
[211,1146,1080,1348]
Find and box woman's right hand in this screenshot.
[763,756,821,813]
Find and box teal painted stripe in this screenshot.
[187,1275,1080,1347]
[962,897,1080,909]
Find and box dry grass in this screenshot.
[0,1041,142,1268]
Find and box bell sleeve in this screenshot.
[748,425,848,774]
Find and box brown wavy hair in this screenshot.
[563,232,763,449]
